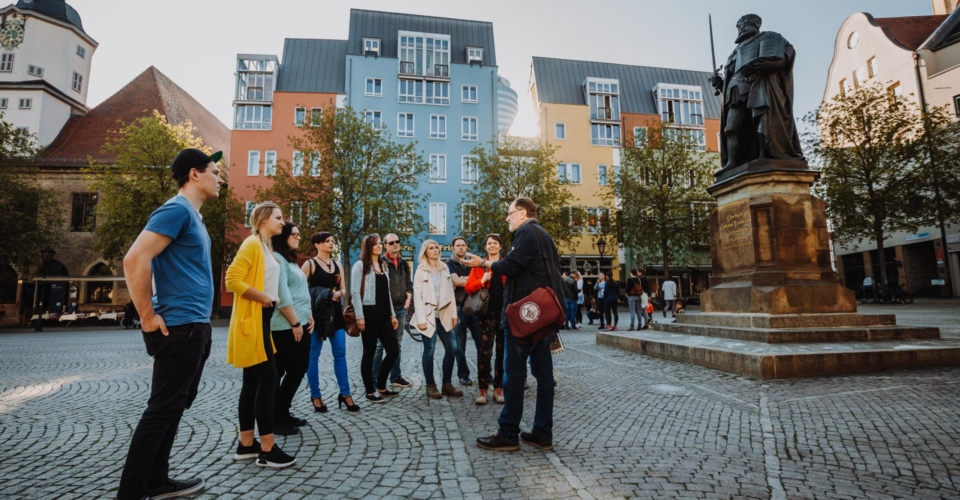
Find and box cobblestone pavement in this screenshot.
[2,300,960,499]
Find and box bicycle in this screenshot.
[877,281,914,304]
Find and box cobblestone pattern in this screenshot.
[1,303,960,499]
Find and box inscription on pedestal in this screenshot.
[715,200,756,272]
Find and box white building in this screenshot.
[497,75,518,135]
[0,0,97,147]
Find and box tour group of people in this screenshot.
[114,148,560,499]
[565,268,679,332]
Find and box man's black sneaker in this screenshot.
[365,392,386,403]
[273,423,300,436]
[460,377,474,386]
[378,389,400,397]
[391,376,412,388]
[145,477,204,499]
[257,445,297,468]
[234,439,261,460]
[520,431,554,451]
[285,413,307,427]
[476,432,520,451]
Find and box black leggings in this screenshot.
[273,326,311,418]
[360,312,399,393]
[238,307,277,435]
[604,301,619,327]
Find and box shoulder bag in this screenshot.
[462,287,489,316]
[343,264,363,338]
[505,226,565,346]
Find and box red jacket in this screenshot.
[465,260,506,294]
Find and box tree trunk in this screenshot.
[874,221,888,293]
[661,237,671,288]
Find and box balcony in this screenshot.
[400,61,416,75]
[597,107,611,120]
[430,64,449,78]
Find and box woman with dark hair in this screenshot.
[350,234,400,403]
[302,231,357,412]
[269,222,313,435]
[464,234,506,405]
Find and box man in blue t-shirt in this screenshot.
[116,148,222,500]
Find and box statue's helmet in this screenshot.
[736,14,762,30]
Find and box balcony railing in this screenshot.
[596,107,611,120]
[399,61,416,75]
[431,64,449,78]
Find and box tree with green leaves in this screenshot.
[916,103,960,296]
[605,121,716,280]
[803,82,927,286]
[0,113,63,278]
[257,105,429,270]
[83,111,244,282]
[456,136,579,251]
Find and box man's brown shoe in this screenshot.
[425,384,443,400]
[520,431,554,451]
[441,383,463,397]
[476,432,520,451]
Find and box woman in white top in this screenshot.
[412,239,460,400]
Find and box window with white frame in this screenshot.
[292,151,304,176]
[557,163,581,184]
[15,126,27,135]
[954,94,960,117]
[399,79,424,103]
[18,98,31,109]
[868,57,879,78]
[363,37,381,56]
[264,151,276,176]
[0,54,13,72]
[294,107,306,126]
[655,85,703,126]
[586,207,610,234]
[664,127,706,151]
[77,45,85,58]
[591,124,620,147]
[555,123,566,140]
[245,201,256,227]
[27,65,43,77]
[598,165,609,186]
[399,32,450,77]
[853,67,867,88]
[425,81,449,105]
[247,150,260,176]
[310,108,322,126]
[461,85,478,103]
[72,72,82,92]
[584,78,621,121]
[461,155,478,184]
[430,115,446,139]
[429,154,447,183]
[633,127,648,147]
[429,202,447,235]
[365,78,382,96]
[467,47,483,63]
[462,117,478,141]
[0,98,7,109]
[234,105,272,130]
[310,152,320,176]
[462,203,478,232]
[398,113,414,137]
[560,207,583,234]
[365,110,382,129]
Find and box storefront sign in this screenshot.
[932,279,946,286]
[905,232,931,242]
[947,234,960,244]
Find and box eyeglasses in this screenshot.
[507,210,518,217]
[386,240,400,245]
[291,233,301,238]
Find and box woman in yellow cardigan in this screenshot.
[226,202,299,469]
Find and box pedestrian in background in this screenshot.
[662,278,678,319]
[413,239,461,399]
[373,233,414,390]
[574,271,584,328]
[117,148,222,500]
[562,271,579,330]
[269,222,313,436]
[626,269,643,331]
[351,234,401,403]
[464,233,507,405]
[594,273,607,329]
[226,202,297,469]
[603,274,620,331]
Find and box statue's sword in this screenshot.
[709,14,720,96]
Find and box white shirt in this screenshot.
[863,276,873,287]
[262,242,280,302]
[662,280,677,300]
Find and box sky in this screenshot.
[71,0,935,138]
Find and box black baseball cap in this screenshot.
[171,148,222,182]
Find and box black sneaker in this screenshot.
[365,392,386,403]
[377,389,400,397]
[391,376,412,388]
[520,431,554,451]
[460,377,474,386]
[257,445,296,469]
[145,477,204,499]
[234,439,260,460]
[285,413,307,427]
[476,432,520,451]
[273,422,300,436]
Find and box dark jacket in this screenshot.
[640,275,650,295]
[626,277,641,296]
[490,219,563,329]
[562,276,579,300]
[382,254,413,310]
[446,258,469,305]
[603,279,620,302]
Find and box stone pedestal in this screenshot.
[596,160,959,379]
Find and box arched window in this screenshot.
[86,263,114,304]
[0,265,17,304]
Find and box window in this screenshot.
[888,82,901,105]
[309,152,320,176]
[462,117,478,141]
[598,165,609,186]
[586,207,610,235]
[853,67,866,88]
[560,207,583,234]
[467,47,483,63]
[462,203,478,232]
[365,110,382,129]
[363,37,381,56]
[365,78,383,97]
[633,127,648,147]
[77,45,85,58]
[264,151,276,176]
[838,78,847,97]
[954,95,960,117]
[237,67,275,101]
[15,126,27,135]
[399,32,450,77]
[0,98,6,109]
[234,105,272,129]
[85,263,114,304]
[430,115,446,139]
[868,57,879,78]
[70,193,97,232]
[18,98,31,109]
[585,78,621,122]
[27,65,43,77]
[655,85,703,126]
[398,113,414,137]
[429,203,447,235]
[429,154,447,183]
[292,151,304,176]
[399,79,423,103]
[247,151,260,176]
[310,108,322,126]
[72,72,82,92]
[0,54,12,72]
[461,85,478,103]
[294,107,306,126]
[425,81,449,105]
[664,128,706,151]
[557,163,581,184]
[462,155,478,184]
[245,201,256,227]
[591,124,621,147]
[555,123,566,140]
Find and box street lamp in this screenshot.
[34,246,55,332]
[596,238,607,258]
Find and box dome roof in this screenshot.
[15,0,84,33]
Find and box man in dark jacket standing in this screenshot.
[462,197,559,452]
[373,233,414,388]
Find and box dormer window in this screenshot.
[467,47,483,65]
[363,37,381,57]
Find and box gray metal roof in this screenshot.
[347,9,497,66]
[277,39,347,93]
[531,57,721,119]
[16,0,84,33]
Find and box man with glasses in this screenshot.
[462,197,559,453]
[373,233,414,388]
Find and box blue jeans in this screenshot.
[373,308,406,384]
[564,299,578,329]
[307,328,350,400]
[422,318,459,386]
[498,326,554,443]
[456,309,480,380]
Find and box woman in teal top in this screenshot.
[270,222,314,435]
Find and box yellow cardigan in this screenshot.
[226,235,276,368]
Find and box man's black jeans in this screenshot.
[116,323,212,500]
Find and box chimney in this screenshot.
[932,0,959,15]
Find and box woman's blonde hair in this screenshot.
[417,239,444,270]
[250,202,281,235]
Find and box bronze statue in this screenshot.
[710,14,804,171]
